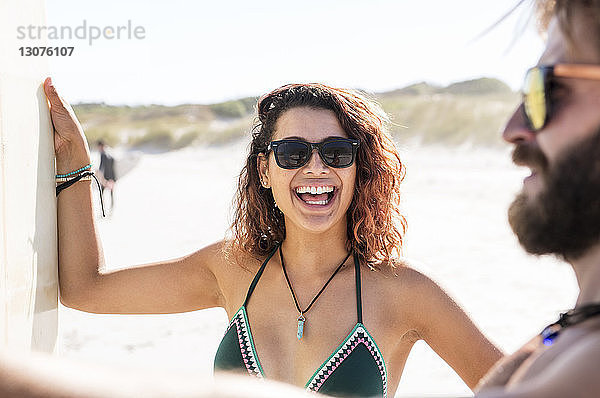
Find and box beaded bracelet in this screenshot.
[56,163,92,178]
[56,171,106,218]
[56,175,92,183]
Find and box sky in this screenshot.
[37,0,545,105]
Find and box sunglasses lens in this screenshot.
[275,141,310,169]
[523,67,547,130]
[321,141,355,167]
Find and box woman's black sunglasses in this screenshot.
[267,138,360,169]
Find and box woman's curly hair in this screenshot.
[228,83,406,269]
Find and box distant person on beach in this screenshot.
[44,79,502,397]
[97,139,117,211]
[475,0,600,397]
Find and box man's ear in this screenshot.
[257,153,270,188]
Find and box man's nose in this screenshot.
[502,103,537,144]
[303,148,329,174]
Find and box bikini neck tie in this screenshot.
[540,302,600,346]
[279,244,352,340]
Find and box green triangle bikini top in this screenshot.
[213,244,388,397]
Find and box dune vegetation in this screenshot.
[73,77,519,150]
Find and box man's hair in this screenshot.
[536,0,600,53]
[228,83,407,269]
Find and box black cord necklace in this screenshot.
[541,302,600,346]
[279,245,352,340]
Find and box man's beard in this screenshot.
[508,126,600,261]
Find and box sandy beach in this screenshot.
[59,140,578,397]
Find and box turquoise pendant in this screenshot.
[297,315,305,340]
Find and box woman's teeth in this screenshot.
[295,186,335,205]
[295,186,335,195]
[306,199,328,205]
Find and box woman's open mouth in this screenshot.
[293,185,338,208]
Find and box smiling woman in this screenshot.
[47,79,502,398]
[232,84,406,268]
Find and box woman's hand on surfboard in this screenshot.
[43,77,91,172]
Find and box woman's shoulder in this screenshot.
[366,258,464,331]
[366,257,437,282]
[205,239,267,276]
[201,240,269,310]
[364,258,448,300]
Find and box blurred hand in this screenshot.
[43,77,91,171]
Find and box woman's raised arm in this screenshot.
[45,77,224,314]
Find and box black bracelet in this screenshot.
[56,171,106,217]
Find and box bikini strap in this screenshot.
[354,252,363,324]
[243,242,280,307]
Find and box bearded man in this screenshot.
[476,1,600,397]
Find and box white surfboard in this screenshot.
[0,0,58,353]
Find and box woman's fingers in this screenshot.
[43,77,89,158]
[44,77,83,133]
[44,77,67,113]
[43,77,58,102]
[44,77,74,117]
